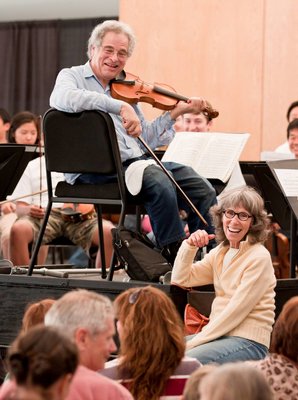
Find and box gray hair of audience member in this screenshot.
[87,20,136,59]
[210,186,270,245]
[199,363,273,400]
[7,325,78,389]
[182,364,218,400]
[44,289,114,337]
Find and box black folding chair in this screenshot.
[28,109,143,279]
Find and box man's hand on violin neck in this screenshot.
[170,97,208,119]
[120,103,142,137]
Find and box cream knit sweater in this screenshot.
[171,239,276,350]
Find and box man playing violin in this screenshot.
[50,20,217,263]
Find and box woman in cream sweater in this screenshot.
[171,186,276,364]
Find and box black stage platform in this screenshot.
[0,273,179,347]
[0,274,297,349]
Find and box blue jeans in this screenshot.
[76,161,216,247]
[138,162,216,246]
[186,335,268,365]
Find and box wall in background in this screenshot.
[119,0,298,160]
[0,0,119,21]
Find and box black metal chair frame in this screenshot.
[28,109,143,279]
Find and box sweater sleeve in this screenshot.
[171,240,214,288]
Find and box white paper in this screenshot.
[274,169,298,196]
[162,131,250,182]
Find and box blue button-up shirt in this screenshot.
[50,61,175,184]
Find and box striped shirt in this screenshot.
[100,356,201,399]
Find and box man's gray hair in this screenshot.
[87,20,136,59]
[45,289,114,337]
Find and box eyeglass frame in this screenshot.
[100,45,129,60]
[223,209,253,221]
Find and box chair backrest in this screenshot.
[43,109,123,176]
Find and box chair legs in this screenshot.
[27,203,52,276]
[95,205,107,279]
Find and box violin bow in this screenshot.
[137,136,208,226]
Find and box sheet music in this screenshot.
[274,168,298,196]
[162,131,250,182]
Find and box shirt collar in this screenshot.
[83,61,108,90]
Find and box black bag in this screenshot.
[112,227,172,282]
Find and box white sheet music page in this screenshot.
[162,131,250,182]
[274,169,298,197]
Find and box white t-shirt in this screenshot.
[275,141,291,154]
[8,156,64,208]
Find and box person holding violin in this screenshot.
[50,20,217,263]
[0,111,46,262]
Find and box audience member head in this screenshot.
[286,101,298,122]
[182,364,218,400]
[21,298,55,333]
[198,363,273,400]
[287,118,298,158]
[0,108,11,142]
[8,111,40,145]
[211,186,270,245]
[45,289,116,371]
[173,115,184,132]
[270,296,298,364]
[87,20,136,59]
[7,325,78,400]
[114,285,185,400]
[183,101,219,132]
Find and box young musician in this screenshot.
[49,20,217,264]
[275,100,298,154]
[9,155,114,268]
[0,108,11,144]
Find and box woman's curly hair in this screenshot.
[115,286,185,400]
[210,186,270,245]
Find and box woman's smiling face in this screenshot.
[223,205,253,248]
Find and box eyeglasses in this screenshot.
[223,209,252,221]
[101,46,128,60]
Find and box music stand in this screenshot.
[267,159,298,278]
[240,161,291,231]
[0,145,40,201]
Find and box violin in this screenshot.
[111,71,219,116]
[60,203,95,223]
[265,223,290,279]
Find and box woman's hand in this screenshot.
[186,229,215,248]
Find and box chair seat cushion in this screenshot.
[55,181,121,200]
